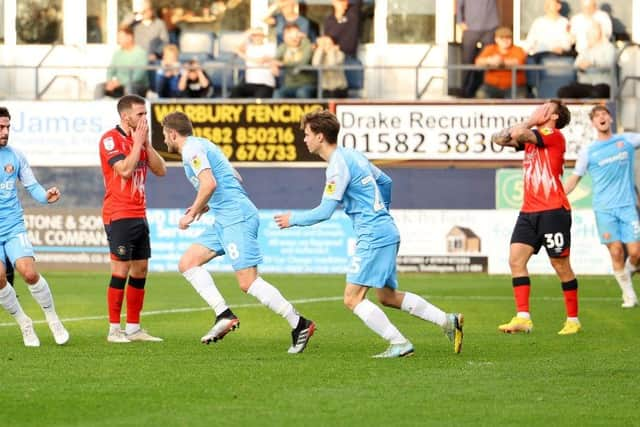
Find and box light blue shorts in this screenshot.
[196,214,263,271]
[1,231,35,267]
[346,242,399,289]
[595,206,640,244]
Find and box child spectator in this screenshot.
[312,36,348,98]
[230,27,277,98]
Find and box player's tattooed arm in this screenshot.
[491,127,517,147]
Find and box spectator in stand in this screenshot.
[132,1,169,62]
[524,0,572,56]
[323,0,362,91]
[230,27,277,98]
[274,23,315,99]
[99,26,148,98]
[523,0,573,97]
[160,6,181,45]
[264,0,317,46]
[570,0,612,54]
[457,0,499,98]
[155,44,182,98]
[177,59,213,98]
[475,27,527,99]
[313,35,348,98]
[558,21,615,98]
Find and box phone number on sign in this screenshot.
[192,126,295,144]
[340,131,509,157]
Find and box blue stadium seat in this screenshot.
[536,55,576,98]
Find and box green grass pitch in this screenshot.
[1,272,638,426]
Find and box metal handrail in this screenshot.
[0,62,619,101]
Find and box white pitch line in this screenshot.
[0,296,343,328]
[0,294,623,328]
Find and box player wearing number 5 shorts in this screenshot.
[161,111,315,353]
[274,110,464,358]
[492,99,581,335]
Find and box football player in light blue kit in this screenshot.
[161,111,315,353]
[565,105,639,307]
[0,107,69,347]
[274,110,463,358]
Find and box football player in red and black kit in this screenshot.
[491,100,581,335]
[99,95,166,343]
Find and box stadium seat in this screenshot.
[535,55,576,98]
[178,30,216,63]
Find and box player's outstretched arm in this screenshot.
[564,174,582,195]
[274,198,340,229]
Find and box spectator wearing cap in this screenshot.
[474,27,527,99]
[231,27,277,98]
[457,0,499,98]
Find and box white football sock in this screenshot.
[125,323,140,335]
[625,257,638,274]
[109,323,121,333]
[353,299,407,345]
[183,267,228,316]
[28,276,59,322]
[247,277,300,328]
[0,284,29,324]
[400,291,447,327]
[517,312,531,319]
[614,269,638,300]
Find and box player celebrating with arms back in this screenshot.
[275,110,463,358]
[565,105,639,308]
[492,100,581,335]
[0,106,69,347]
[99,95,167,343]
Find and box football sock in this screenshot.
[0,284,28,324]
[183,266,228,316]
[107,275,126,324]
[353,299,407,345]
[512,276,531,316]
[247,277,300,328]
[625,257,638,274]
[400,291,447,327]
[613,269,637,299]
[28,275,58,322]
[561,278,579,318]
[126,276,146,328]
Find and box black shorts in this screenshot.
[104,218,151,261]
[510,208,572,257]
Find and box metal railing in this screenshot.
[0,60,631,103]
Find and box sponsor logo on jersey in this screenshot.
[4,164,14,174]
[598,151,628,167]
[539,127,553,136]
[617,141,624,149]
[0,180,15,190]
[191,155,202,171]
[324,180,336,195]
[103,136,115,151]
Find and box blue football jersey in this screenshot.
[0,146,39,238]
[323,147,399,248]
[573,133,640,210]
[182,136,257,227]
